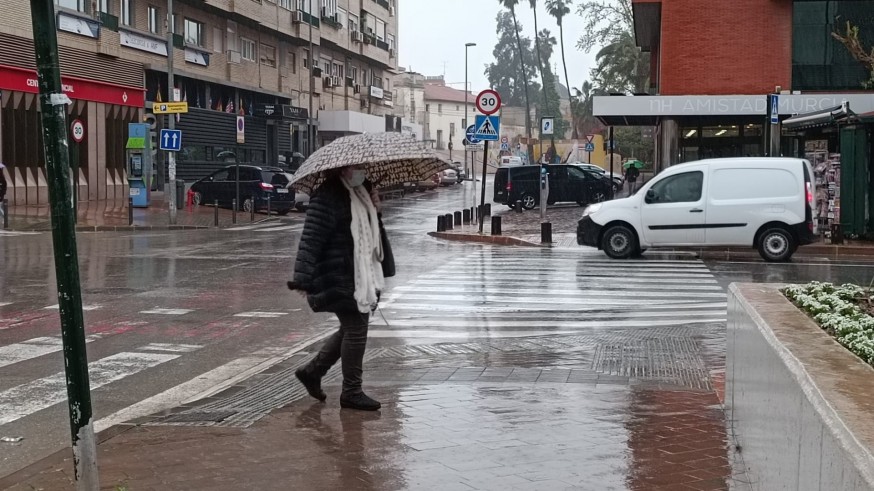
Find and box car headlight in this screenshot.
[582,203,602,217]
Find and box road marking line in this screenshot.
[381,302,729,313]
[0,335,109,370]
[93,329,338,432]
[0,231,41,236]
[380,293,727,303]
[368,322,726,339]
[0,302,11,308]
[380,311,728,327]
[392,286,725,295]
[139,308,194,315]
[138,343,202,353]
[0,351,178,426]
[234,311,291,318]
[43,304,102,311]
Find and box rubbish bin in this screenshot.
[176,180,185,207]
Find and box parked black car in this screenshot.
[190,165,295,215]
[493,164,613,210]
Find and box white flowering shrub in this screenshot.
[783,282,874,366]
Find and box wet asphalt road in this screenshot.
[3,180,874,483]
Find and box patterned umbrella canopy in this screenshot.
[290,132,452,194]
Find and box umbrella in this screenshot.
[290,133,451,194]
[623,160,644,169]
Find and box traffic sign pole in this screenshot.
[478,140,489,234]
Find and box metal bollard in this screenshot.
[462,208,471,224]
[491,215,502,236]
[444,213,454,230]
[232,199,237,224]
[437,215,446,232]
[214,200,219,227]
[541,222,552,244]
[266,195,271,216]
[484,203,491,217]
[250,196,256,222]
[1,199,8,229]
[516,200,523,213]
[454,211,462,226]
[128,197,133,226]
[470,207,476,224]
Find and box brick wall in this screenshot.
[659,0,793,95]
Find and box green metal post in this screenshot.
[28,0,98,488]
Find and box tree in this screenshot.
[528,0,548,99]
[534,29,568,139]
[572,81,604,137]
[545,0,577,138]
[485,12,541,108]
[498,1,534,154]
[592,31,650,94]
[575,0,635,54]
[832,21,874,89]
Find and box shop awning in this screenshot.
[783,104,854,131]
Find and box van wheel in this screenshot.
[520,193,537,210]
[602,225,637,259]
[757,227,795,262]
[192,191,203,206]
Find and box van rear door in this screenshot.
[493,168,509,204]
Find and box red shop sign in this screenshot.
[0,64,144,108]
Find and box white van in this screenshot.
[577,157,816,262]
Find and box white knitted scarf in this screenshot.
[340,176,385,313]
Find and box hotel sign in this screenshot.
[120,30,168,57]
[594,94,874,117]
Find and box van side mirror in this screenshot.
[645,189,657,203]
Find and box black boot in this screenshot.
[295,368,326,402]
[340,392,381,411]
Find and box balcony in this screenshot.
[375,0,390,9]
[321,13,342,29]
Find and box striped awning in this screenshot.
[783,104,854,130]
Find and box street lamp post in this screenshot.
[166,0,176,224]
[464,42,475,221]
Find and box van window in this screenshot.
[711,168,798,200]
[647,171,703,204]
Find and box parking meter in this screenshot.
[126,123,152,207]
[540,164,549,221]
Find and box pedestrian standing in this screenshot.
[625,164,640,195]
[0,163,8,208]
[288,164,394,411]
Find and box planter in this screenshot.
[727,283,874,490]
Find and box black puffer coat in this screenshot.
[288,178,392,313]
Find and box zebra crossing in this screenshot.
[0,230,41,237]
[224,221,303,233]
[374,248,726,338]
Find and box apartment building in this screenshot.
[0,0,399,205]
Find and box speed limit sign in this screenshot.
[475,89,502,115]
[70,119,85,143]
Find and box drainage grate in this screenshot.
[592,337,711,390]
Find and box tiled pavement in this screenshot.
[1,249,746,490]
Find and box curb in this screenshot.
[76,225,212,232]
[429,231,541,247]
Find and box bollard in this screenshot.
[491,215,502,236]
[476,205,481,223]
[516,200,523,213]
[462,208,471,224]
[541,222,552,244]
[214,200,219,227]
[437,215,446,232]
[1,199,8,229]
[444,213,454,230]
[250,196,256,222]
[266,195,271,216]
[470,207,476,224]
[128,197,133,226]
[232,199,237,224]
[484,203,491,217]
[454,211,462,226]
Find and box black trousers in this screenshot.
[304,311,370,396]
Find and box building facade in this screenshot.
[596,0,874,234]
[1,0,400,205]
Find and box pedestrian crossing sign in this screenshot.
[474,115,500,141]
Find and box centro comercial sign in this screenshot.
[594,94,874,117]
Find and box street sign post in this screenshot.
[465,124,481,145]
[541,117,555,136]
[153,102,189,114]
[770,94,779,125]
[476,89,502,115]
[474,115,500,141]
[236,116,245,144]
[159,129,182,152]
[70,119,84,221]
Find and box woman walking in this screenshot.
[288,164,393,411]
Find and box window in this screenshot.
[120,0,132,25]
[337,8,347,29]
[322,58,331,74]
[426,104,430,112]
[278,0,292,8]
[57,0,86,12]
[449,123,455,137]
[376,19,386,41]
[297,0,310,13]
[241,37,256,61]
[388,33,395,51]
[350,66,358,84]
[456,105,460,111]
[348,13,358,31]
[226,20,237,52]
[99,0,110,13]
[213,27,223,53]
[289,51,297,73]
[438,104,442,114]
[461,118,466,128]
[646,171,704,204]
[303,49,309,68]
[321,0,336,17]
[148,6,160,34]
[260,44,276,67]
[184,18,203,46]
[332,62,342,78]
[373,75,382,88]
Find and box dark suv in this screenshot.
[494,164,613,210]
[190,165,295,215]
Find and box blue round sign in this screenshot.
[465,125,481,145]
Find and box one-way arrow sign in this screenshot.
[159,129,182,152]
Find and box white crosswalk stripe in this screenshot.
[0,230,41,237]
[375,249,726,338]
[225,222,302,233]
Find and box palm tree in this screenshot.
[546,0,576,138]
[528,0,548,105]
[500,0,534,162]
[593,31,650,94]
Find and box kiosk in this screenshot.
[126,123,152,207]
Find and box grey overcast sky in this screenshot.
[398,0,599,95]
